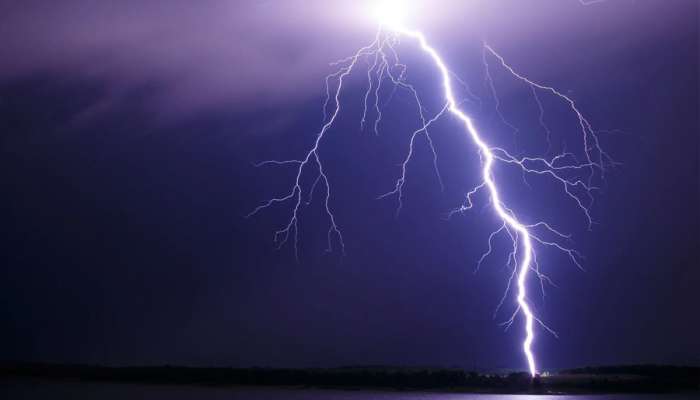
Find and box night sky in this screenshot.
[1,0,698,372]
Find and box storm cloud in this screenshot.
[1,0,685,117]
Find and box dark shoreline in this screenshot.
[2,363,699,395]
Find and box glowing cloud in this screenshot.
[371,0,411,28]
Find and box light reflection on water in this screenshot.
[1,380,697,400]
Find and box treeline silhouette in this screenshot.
[1,363,698,394]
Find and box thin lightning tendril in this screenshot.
[248,17,610,376]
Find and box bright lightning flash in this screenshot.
[248,0,613,377]
[372,0,410,29]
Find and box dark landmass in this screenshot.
[1,362,698,394]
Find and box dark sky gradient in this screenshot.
[1,1,698,371]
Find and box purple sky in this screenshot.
[1,0,698,370]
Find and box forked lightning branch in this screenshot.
[248,0,613,376]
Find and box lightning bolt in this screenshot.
[248,4,612,377]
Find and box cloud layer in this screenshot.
[0,0,686,115]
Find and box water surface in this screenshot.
[2,379,697,399]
